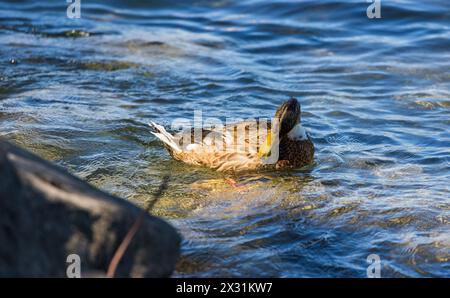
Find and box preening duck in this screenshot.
[150,98,314,172]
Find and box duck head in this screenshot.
[273,97,301,136]
[258,98,301,159]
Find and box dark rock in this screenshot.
[0,138,180,277]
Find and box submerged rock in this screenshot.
[0,138,180,277]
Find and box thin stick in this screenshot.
[106,175,169,278]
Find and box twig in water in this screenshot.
[106,175,170,278]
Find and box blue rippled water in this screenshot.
[0,0,449,277]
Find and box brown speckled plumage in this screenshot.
[150,98,314,172]
[274,136,314,170]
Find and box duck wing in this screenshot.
[150,120,272,171]
[169,119,271,154]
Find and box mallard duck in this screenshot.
[149,98,314,172]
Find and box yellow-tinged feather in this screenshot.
[258,130,273,158]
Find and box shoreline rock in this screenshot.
[0,138,181,277]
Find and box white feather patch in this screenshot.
[186,144,200,151]
[287,124,308,141]
[149,122,182,152]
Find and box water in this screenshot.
[1,0,449,277]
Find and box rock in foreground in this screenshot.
[0,138,180,277]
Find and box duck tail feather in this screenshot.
[149,121,182,153]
